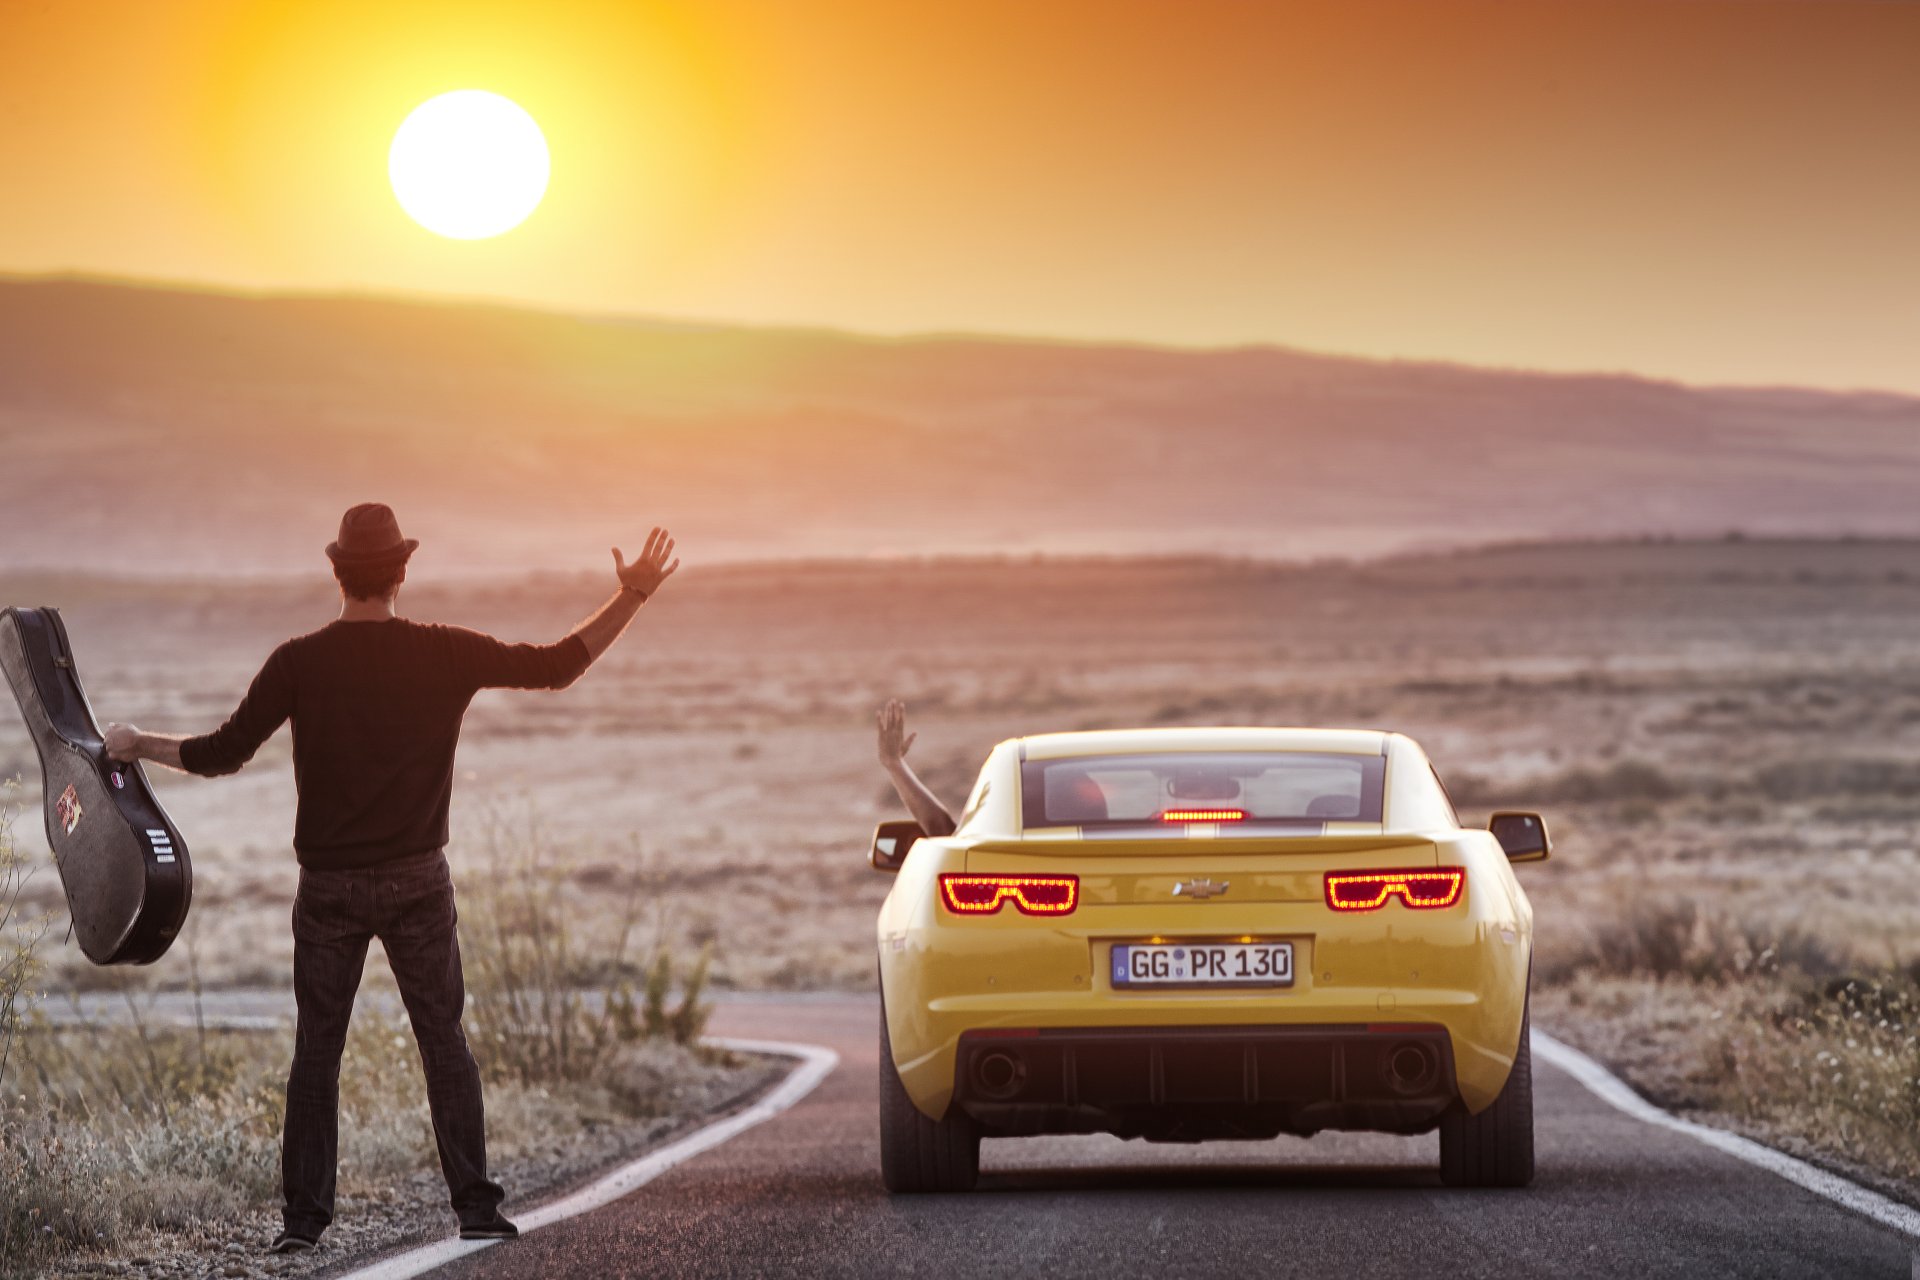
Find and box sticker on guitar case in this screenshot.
[55,783,83,835]
[146,828,175,864]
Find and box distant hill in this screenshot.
[2,276,1917,575]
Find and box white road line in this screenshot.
[338,1036,840,1280]
[1533,1028,1920,1242]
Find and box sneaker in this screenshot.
[269,1230,319,1254]
[459,1214,519,1241]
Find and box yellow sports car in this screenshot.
[870,727,1550,1192]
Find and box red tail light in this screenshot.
[1324,867,1464,912]
[1160,808,1247,823]
[939,874,1079,916]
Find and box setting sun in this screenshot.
[388,90,548,240]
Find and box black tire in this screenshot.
[878,1006,980,1193]
[1439,995,1535,1188]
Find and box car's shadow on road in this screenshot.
[975,1164,1441,1194]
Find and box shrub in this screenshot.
[1540,899,1850,987]
[1,1098,126,1267]
[1752,758,1920,803]
[1741,974,1920,1179]
[457,806,719,1088]
[1539,760,1682,805]
[1448,759,1682,809]
[1,1011,288,1274]
[1543,927,1918,1185]
[0,801,733,1277]
[1,795,51,1095]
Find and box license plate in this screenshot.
[1111,941,1294,988]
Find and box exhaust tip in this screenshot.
[1384,1043,1438,1095]
[972,1050,1027,1099]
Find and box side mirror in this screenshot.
[1489,811,1551,863]
[871,819,925,873]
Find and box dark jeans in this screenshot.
[283,848,504,1235]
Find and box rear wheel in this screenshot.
[1439,995,1535,1188]
[878,1006,980,1193]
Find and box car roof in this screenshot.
[1018,727,1392,760]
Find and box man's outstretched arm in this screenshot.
[103,727,188,770]
[442,529,685,693]
[570,527,680,663]
[105,645,294,774]
[877,699,957,837]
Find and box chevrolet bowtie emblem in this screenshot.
[1172,878,1230,900]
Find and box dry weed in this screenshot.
[0,803,743,1278]
[1543,903,1920,1187]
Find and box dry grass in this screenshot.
[0,811,756,1280]
[460,803,714,1090]
[7,538,1913,995]
[0,796,50,1101]
[1538,900,1920,1191]
[1534,896,1850,988]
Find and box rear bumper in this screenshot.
[882,933,1529,1123]
[954,1023,1457,1140]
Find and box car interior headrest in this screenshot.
[1051,772,1110,823]
[1305,793,1357,819]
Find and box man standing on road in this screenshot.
[103,503,679,1255]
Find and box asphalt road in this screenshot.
[420,995,1916,1280]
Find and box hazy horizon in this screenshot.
[4,276,1919,579]
[11,268,1920,404]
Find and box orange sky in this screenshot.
[2,0,1917,392]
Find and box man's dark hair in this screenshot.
[334,560,406,602]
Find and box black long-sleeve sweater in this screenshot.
[181,618,590,869]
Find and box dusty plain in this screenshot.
[3,536,1915,994]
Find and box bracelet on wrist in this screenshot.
[622,584,649,600]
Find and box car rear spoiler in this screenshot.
[963,833,1440,859]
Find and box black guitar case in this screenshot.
[0,607,191,964]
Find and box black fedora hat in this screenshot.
[325,503,419,567]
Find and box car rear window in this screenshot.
[1019,752,1386,830]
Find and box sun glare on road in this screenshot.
[389,90,549,240]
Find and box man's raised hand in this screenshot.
[875,699,958,836]
[613,528,680,598]
[569,529,680,662]
[877,699,917,767]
